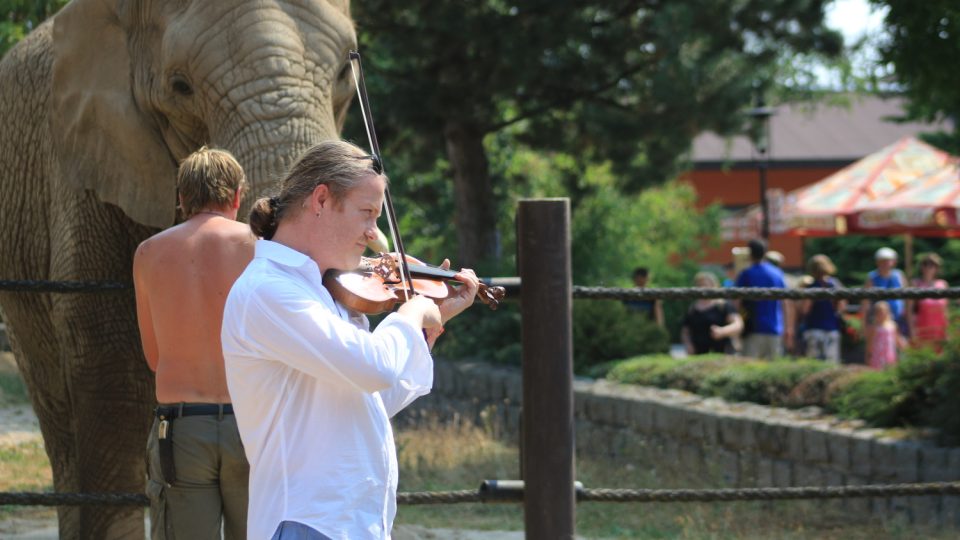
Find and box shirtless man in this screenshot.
[134,146,255,540]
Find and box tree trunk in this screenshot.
[443,120,498,268]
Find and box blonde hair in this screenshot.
[694,271,719,288]
[806,254,837,279]
[249,140,385,239]
[177,146,246,219]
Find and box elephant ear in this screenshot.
[52,0,177,229]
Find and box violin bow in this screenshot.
[347,51,416,302]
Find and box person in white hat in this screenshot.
[862,246,908,363]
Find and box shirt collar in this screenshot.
[255,239,314,269]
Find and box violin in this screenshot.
[323,253,505,315]
[324,51,505,316]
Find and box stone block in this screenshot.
[871,440,900,482]
[826,432,851,471]
[699,412,720,446]
[719,416,747,450]
[653,403,681,435]
[795,464,824,487]
[773,459,793,487]
[943,495,960,528]
[850,436,873,477]
[589,395,618,425]
[757,457,774,487]
[680,444,703,478]
[948,448,960,480]
[894,443,920,483]
[803,428,829,464]
[787,425,805,462]
[753,421,788,457]
[844,475,871,516]
[919,447,952,482]
[504,374,523,404]
[909,496,941,529]
[739,452,759,486]
[628,399,655,433]
[717,448,740,487]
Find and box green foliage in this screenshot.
[606,353,740,391]
[432,303,522,366]
[0,0,67,57]
[606,355,832,406]
[571,300,669,374]
[869,0,960,152]
[828,369,905,426]
[700,359,830,406]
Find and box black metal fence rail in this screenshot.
[3,481,960,507]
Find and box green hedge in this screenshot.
[606,355,831,406]
[602,342,960,442]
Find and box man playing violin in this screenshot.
[221,139,479,540]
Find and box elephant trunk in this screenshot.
[215,117,337,221]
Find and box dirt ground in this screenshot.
[0,352,531,539]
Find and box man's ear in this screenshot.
[231,189,242,210]
[313,184,331,210]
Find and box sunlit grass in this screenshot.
[0,438,55,527]
[395,417,956,539]
[0,358,954,538]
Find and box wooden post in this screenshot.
[518,198,575,539]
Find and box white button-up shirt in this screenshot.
[222,240,433,540]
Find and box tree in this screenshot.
[869,0,960,152]
[0,1,67,56]
[353,0,841,267]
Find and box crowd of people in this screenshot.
[635,239,951,368]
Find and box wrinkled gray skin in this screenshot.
[0,1,355,537]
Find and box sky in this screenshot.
[826,0,887,45]
[816,0,889,88]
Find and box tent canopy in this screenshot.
[720,137,955,240]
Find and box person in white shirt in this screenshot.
[221,139,479,540]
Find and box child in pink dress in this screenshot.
[868,301,907,369]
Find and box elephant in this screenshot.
[0,1,357,537]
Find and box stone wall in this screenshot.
[396,360,960,527]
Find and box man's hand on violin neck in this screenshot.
[439,267,480,323]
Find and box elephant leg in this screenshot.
[0,293,86,533]
[44,195,157,539]
[55,290,153,539]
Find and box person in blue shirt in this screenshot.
[861,247,908,353]
[735,239,793,359]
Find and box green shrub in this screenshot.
[606,354,748,392]
[786,366,869,408]
[572,300,669,374]
[699,359,830,405]
[829,369,904,426]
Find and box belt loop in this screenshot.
[218,403,224,421]
[177,402,184,419]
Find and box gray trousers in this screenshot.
[271,521,334,539]
[146,411,249,540]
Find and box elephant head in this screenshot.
[51,0,357,228]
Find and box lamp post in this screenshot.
[747,102,775,239]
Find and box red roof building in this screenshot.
[683,95,952,270]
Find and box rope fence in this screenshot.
[4,481,960,507]
[4,279,960,301]
[3,279,960,514]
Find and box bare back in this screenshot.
[134,214,255,402]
